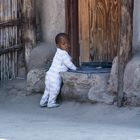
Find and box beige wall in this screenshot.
[133,0,140,53]
[36,0,65,44]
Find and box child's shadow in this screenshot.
[57,83,63,104]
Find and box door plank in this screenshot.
[79,0,121,62]
[79,0,90,62]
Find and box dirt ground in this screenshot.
[0,80,140,140]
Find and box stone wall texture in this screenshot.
[60,72,115,104]
[108,55,140,106]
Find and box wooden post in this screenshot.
[22,0,36,72]
[117,0,134,107]
[65,0,79,66]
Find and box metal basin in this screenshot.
[69,62,112,74]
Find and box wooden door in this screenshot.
[79,0,121,62]
[0,0,23,82]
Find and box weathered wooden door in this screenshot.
[0,0,23,82]
[79,0,121,62]
[0,0,36,83]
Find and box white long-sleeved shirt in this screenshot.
[47,48,76,77]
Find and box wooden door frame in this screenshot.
[65,0,79,66]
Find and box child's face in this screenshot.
[58,37,70,52]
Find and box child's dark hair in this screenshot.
[55,33,69,44]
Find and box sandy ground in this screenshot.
[0,80,140,140]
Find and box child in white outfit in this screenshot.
[40,33,77,108]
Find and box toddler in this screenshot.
[40,33,77,108]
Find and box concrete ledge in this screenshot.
[60,71,115,104]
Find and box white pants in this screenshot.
[40,73,61,106]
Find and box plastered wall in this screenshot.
[36,0,65,44]
[133,0,140,53]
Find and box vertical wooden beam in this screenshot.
[22,0,36,72]
[117,0,134,107]
[65,0,79,66]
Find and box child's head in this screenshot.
[55,33,70,52]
